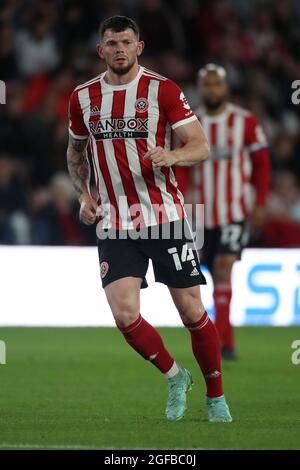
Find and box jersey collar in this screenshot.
[100,66,144,91]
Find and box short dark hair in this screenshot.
[99,16,140,40]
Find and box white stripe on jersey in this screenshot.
[216,119,227,226]
[164,123,171,151]
[77,87,90,127]
[172,115,197,130]
[231,114,244,221]
[100,91,134,229]
[123,81,157,226]
[248,142,266,153]
[147,80,180,223]
[243,147,253,213]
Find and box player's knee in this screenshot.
[114,313,139,328]
[176,293,205,325]
[107,294,139,327]
[180,306,205,325]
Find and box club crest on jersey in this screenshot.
[134,98,149,113]
[100,261,109,278]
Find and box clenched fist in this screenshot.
[79,192,98,225]
[143,146,176,167]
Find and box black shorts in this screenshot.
[97,220,206,289]
[201,221,249,272]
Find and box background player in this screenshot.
[177,64,271,359]
[67,18,232,422]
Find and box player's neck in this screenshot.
[104,63,140,86]
[205,102,228,116]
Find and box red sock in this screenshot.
[184,311,223,398]
[116,314,174,373]
[213,283,234,351]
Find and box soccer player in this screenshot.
[67,17,232,422]
[177,64,270,359]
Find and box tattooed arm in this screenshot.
[67,136,90,196]
[67,135,98,225]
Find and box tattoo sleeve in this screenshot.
[66,136,91,199]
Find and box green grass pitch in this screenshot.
[0,326,300,450]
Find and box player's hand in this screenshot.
[79,192,98,225]
[143,147,176,168]
[249,205,266,234]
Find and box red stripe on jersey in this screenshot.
[239,148,248,217]
[111,90,145,229]
[74,90,82,115]
[157,82,184,220]
[89,82,120,227]
[210,123,219,227]
[134,76,168,224]
[226,113,234,224]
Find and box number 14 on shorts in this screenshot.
[168,244,196,271]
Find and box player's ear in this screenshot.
[96,44,104,59]
[137,41,144,57]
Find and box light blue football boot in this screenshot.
[206,396,233,422]
[165,366,193,422]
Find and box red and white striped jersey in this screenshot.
[68,66,197,229]
[193,103,268,229]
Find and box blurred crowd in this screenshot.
[1,0,300,246]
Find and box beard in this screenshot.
[203,97,226,111]
[110,58,136,76]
